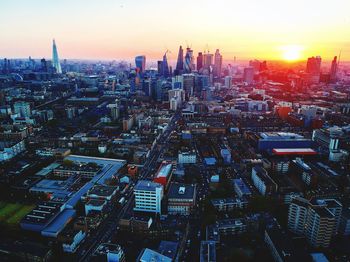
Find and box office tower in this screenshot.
[172,75,183,89]
[41,58,48,72]
[157,61,163,75]
[306,56,321,84]
[2,58,10,74]
[203,53,213,69]
[224,76,232,88]
[183,74,195,100]
[14,101,31,117]
[305,206,335,248]
[288,197,309,235]
[162,52,170,77]
[134,180,164,214]
[195,75,209,95]
[184,47,193,73]
[135,55,146,73]
[175,46,184,74]
[330,56,338,82]
[197,52,203,71]
[214,49,223,77]
[249,59,267,72]
[107,99,120,120]
[52,39,62,74]
[243,67,254,84]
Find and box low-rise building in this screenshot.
[167,183,196,215]
[233,178,252,198]
[178,150,197,164]
[211,198,248,212]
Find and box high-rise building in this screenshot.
[197,52,203,71]
[243,67,254,84]
[214,49,223,77]
[305,206,335,248]
[157,61,163,75]
[162,52,170,77]
[107,99,120,121]
[134,180,164,214]
[183,74,195,100]
[175,46,184,74]
[14,101,31,117]
[135,55,146,73]
[306,56,321,84]
[52,39,62,74]
[41,58,48,72]
[224,76,232,88]
[287,197,342,248]
[330,56,338,83]
[2,58,11,74]
[184,48,193,73]
[288,197,309,235]
[203,53,213,69]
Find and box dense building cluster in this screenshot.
[0,40,350,261]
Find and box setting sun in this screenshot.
[281,45,304,61]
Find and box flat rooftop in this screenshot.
[138,248,172,262]
[260,132,305,140]
[65,155,126,185]
[168,183,196,200]
[156,162,172,178]
[135,180,163,191]
[21,201,62,225]
[273,148,317,155]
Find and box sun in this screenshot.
[281,45,303,61]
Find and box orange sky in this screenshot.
[1,0,349,62]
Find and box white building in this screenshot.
[251,166,277,196]
[287,197,342,248]
[178,150,196,164]
[288,197,309,235]
[14,101,31,117]
[62,230,86,253]
[134,180,163,214]
[0,140,26,161]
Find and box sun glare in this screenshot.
[281,45,303,61]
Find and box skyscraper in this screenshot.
[175,46,184,74]
[203,52,213,69]
[184,47,193,73]
[330,56,338,83]
[162,52,170,77]
[135,55,146,73]
[197,52,203,71]
[306,56,321,84]
[243,67,254,84]
[214,49,223,77]
[52,39,62,74]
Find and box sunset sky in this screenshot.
[1,0,350,62]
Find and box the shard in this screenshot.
[52,39,62,74]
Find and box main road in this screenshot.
[76,110,181,261]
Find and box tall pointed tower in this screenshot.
[175,45,184,72]
[52,39,62,74]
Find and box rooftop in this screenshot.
[88,185,118,198]
[167,183,196,200]
[138,248,172,262]
[135,180,163,191]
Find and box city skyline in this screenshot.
[1,0,350,61]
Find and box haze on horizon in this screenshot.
[1,0,350,62]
